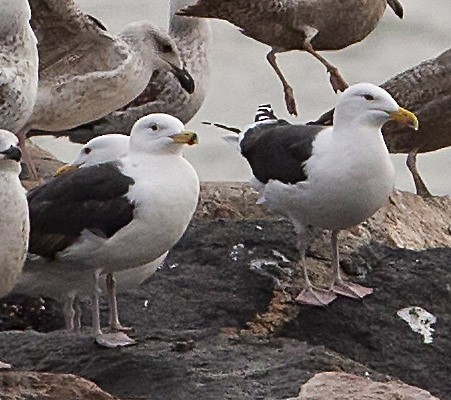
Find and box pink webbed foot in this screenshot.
[332,280,373,299]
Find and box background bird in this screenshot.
[178,0,404,116]
[45,0,212,145]
[310,48,451,197]
[0,0,38,156]
[21,0,194,178]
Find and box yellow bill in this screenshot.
[171,131,198,145]
[389,107,419,130]
[54,164,79,176]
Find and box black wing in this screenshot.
[28,162,135,259]
[240,121,324,184]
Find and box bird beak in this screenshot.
[171,131,198,145]
[0,145,22,161]
[168,62,195,94]
[389,107,419,130]
[54,164,79,176]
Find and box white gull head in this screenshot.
[71,134,129,168]
[129,113,198,155]
[334,83,419,132]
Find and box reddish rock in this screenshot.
[287,372,439,400]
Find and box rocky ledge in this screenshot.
[0,144,449,399]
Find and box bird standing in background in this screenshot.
[0,0,38,142]
[20,0,194,179]
[178,0,404,116]
[28,0,210,145]
[228,84,417,305]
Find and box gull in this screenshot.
[178,0,404,116]
[21,0,195,178]
[0,130,29,368]
[26,114,200,346]
[223,83,418,305]
[30,0,212,144]
[311,48,451,197]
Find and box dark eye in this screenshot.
[83,147,91,154]
[162,44,173,53]
[150,124,158,131]
[363,94,374,101]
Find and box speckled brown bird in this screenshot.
[177,0,404,116]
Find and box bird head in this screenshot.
[55,134,130,176]
[121,21,195,94]
[335,83,418,131]
[0,130,22,164]
[129,113,198,155]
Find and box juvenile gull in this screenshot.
[33,0,212,144]
[226,84,418,305]
[26,114,199,346]
[0,130,29,368]
[312,48,451,197]
[21,0,194,178]
[26,0,194,132]
[0,0,38,132]
[178,0,404,116]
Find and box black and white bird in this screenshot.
[178,0,404,116]
[26,114,199,346]
[16,134,166,337]
[0,130,29,368]
[225,83,418,306]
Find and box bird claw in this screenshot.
[329,69,349,93]
[95,332,137,348]
[0,361,12,370]
[295,286,337,306]
[332,280,373,299]
[284,86,298,116]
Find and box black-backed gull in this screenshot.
[229,83,418,305]
[26,114,199,346]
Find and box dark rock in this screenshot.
[0,220,449,399]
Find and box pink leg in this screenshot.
[303,42,349,93]
[17,131,39,180]
[266,50,298,116]
[330,230,373,298]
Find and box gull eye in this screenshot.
[83,147,91,154]
[161,44,173,53]
[363,94,374,101]
[150,124,158,131]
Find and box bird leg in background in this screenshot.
[106,273,131,332]
[266,50,298,116]
[330,229,373,298]
[63,294,77,331]
[17,131,40,180]
[294,225,337,306]
[302,42,349,93]
[406,149,432,197]
[91,270,102,337]
[73,296,82,332]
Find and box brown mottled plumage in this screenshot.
[28,0,211,145]
[178,0,404,115]
[26,0,193,133]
